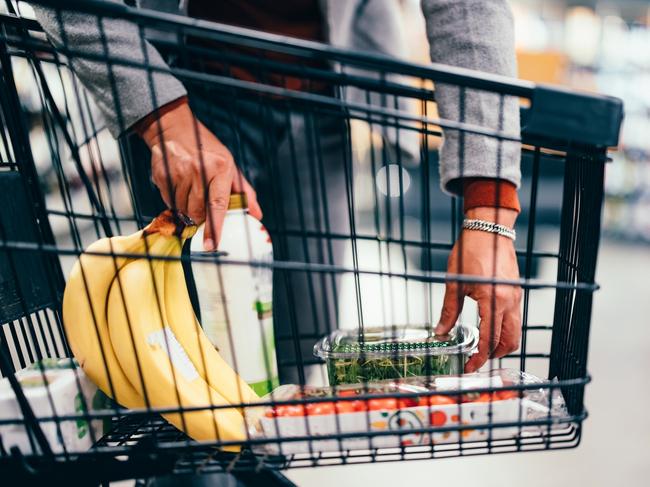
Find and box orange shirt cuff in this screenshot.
[463,178,521,214]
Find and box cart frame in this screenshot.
[0,1,622,485]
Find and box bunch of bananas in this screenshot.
[63,210,258,446]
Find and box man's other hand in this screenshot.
[436,207,522,373]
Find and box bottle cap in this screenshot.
[229,193,248,210]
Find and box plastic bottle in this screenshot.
[190,193,278,396]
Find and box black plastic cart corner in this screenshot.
[0,1,623,485]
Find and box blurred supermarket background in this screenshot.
[511,0,650,243]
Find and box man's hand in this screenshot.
[436,207,522,373]
[139,101,263,250]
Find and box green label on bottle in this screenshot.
[249,376,280,396]
[254,300,273,320]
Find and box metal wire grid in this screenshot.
[0,0,622,481]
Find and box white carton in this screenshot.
[0,359,106,454]
[191,194,279,396]
[257,399,522,455]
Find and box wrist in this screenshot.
[465,207,517,228]
[135,96,190,148]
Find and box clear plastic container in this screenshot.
[314,325,478,386]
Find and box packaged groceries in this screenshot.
[248,369,569,455]
[314,325,479,386]
[191,193,279,395]
[0,358,107,454]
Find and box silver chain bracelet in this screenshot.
[462,218,516,241]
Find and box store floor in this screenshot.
[286,238,650,487]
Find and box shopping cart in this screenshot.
[0,0,623,485]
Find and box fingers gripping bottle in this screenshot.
[190,193,279,395]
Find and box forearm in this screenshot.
[421,0,521,195]
[33,1,187,137]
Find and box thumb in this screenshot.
[436,282,464,335]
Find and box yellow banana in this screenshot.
[106,230,247,445]
[63,230,146,408]
[162,236,259,408]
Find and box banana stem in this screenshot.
[145,210,197,240]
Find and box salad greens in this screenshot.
[327,352,462,386]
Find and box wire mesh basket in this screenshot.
[0,0,623,484]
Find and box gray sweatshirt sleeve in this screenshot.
[32,2,187,138]
[420,0,521,195]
